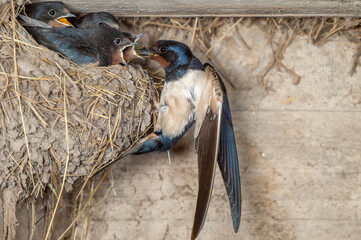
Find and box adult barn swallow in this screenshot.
[20,1,75,28]
[25,26,133,67]
[72,12,143,64]
[95,40,241,239]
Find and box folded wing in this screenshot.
[205,63,242,232]
[25,27,100,66]
[192,106,221,240]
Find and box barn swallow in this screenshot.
[25,26,134,67]
[19,1,75,28]
[94,40,241,239]
[72,12,143,64]
[72,12,120,29]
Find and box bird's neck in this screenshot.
[164,57,204,82]
[165,66,187,82]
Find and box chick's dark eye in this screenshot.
[114,38,121,45]
[48,10,55,16]
[98,22,105,26]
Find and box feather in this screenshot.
[205,63,242,232]
[191,107,222,240]
[18,14,52,28]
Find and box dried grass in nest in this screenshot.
[0,2,156,239]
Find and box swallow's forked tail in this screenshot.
[91,131,181,177]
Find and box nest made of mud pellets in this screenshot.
[0,2,156,239]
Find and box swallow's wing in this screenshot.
[25,27,100,66]
[191,64,225,239]
[206,63,242,232]
[191,63,241,239]
[192,103,221,240]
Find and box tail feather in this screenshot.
[91,131,183,177]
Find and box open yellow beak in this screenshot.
[56,17,73,27]
[56,13,76,27]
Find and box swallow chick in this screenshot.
[121,32,144,64]
[25,26,134,67]
[18,1,75,28]
[72,12,143,64]
[72,12,120,29]
[94,40,241,239]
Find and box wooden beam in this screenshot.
[31,0,361,17]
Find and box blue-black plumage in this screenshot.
[25,26,132,67]
[72,12,121,29]
[209,63,242,232]
[71,12,143,64]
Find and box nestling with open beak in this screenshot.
[94,40,241,239]
[25,26,134,67]
[72,12,144,64]
[18,1,75,28]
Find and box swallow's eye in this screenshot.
[48,10,56,16]
[159,46,167,53]
[114,38,121,45]
[98,22,105,26]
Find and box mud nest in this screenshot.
[0,2,155,238]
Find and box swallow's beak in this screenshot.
[122,32,144,43]
[133,33,144,43]
[123,45,144,64]
[133,46,143,58]
[115,40,135,66]
[120,50,127,66]
[121,40,133,49]
[56,13,76,27]
[136,48,158,57]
